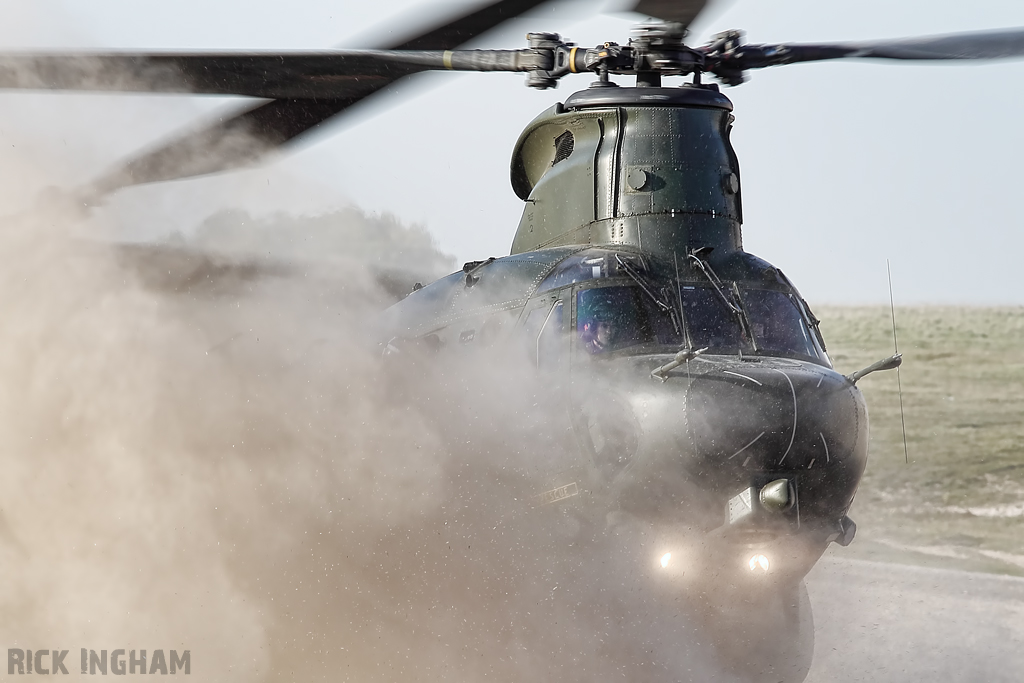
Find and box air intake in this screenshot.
[552,130,574,165]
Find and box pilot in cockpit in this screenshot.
[578,293,622,354]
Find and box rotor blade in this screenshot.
[92,98,360,194]
[0,49,538,99]
[629,0,709,28]
[825,27,1024,61]
[392,0,549,50]
[730,27,1024,71]
[88,50,542,193]
[86,0,551,192]
[0,52,414,98]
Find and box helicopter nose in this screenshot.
[686,362,868,515]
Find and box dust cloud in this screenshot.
[0,144,757,681]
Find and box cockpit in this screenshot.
[386,246,829,366]
[536,249,829,365]
[576,286,676,354]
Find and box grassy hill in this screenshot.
[817,307,1024,575]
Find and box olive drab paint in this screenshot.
[510,86,742,258]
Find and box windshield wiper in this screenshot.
[686,248,758,353]
[614,254,682,336]
[614,255,671,312]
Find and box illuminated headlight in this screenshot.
[748,554,770,572]
[660,552,672,568]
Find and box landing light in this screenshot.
[748,554,770,572]
[759,479,792,512]
[660,553,672,568]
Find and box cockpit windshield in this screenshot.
[574,282,826,363]
[679,285,743,352]
[576,287,678,354]
[740,288,821,360]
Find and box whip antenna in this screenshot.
[887,259,909,464]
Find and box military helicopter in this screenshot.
[4,0,1024,680]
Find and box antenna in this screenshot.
[887,259,909,464]
[674,252,692,350]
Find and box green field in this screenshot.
[817,307,1024,575]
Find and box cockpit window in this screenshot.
[679,285,745,353]
[571,282,825,363]
[576,286,679,354]
[740,288,819,360]
[538,251,648,294]
[540,254,612,293]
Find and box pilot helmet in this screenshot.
[578,290,622,328]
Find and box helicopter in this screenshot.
[3,0,1024,680]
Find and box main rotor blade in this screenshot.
[0,49,544,100]
[826,27,1024,61]
[0,52,414,98]
[630,0,709,29]
[83,0,551,193]
[731,27,1024,71]
[92,98,364,195]
[0,50,537,99]
[393,0,549,49]
[86,49,542,193]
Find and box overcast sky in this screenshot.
[1,0,1024,304]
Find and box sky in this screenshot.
[1,0,1024,304]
